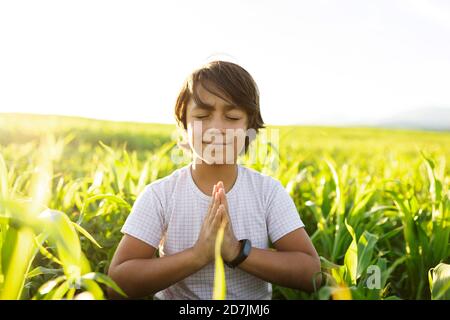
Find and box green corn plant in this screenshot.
[428,263,450,300]
[387,153,449,299]
[2,114,450,300]
[0,137,125,299]
[213,221,227,300]
[318,219,405,300]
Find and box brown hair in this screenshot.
[174,60,265,135]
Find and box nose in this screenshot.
[202,115,228,144]
[206,114,227,133]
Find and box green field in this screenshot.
[0,113,449,300]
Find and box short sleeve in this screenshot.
[266,180,304,243]
[121,185,165,248]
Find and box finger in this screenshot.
[207,191,217,223]
[218,205,229,230]
[216,181,225,194]
[215,182,225,200]
[218,188,229,213]
[221,210,229,228]
[214,186,231,227]
[218,197,233,233]
[212,205,224,230]
[219,199,229,223]
[219,215,228,231]
[207,184,217,214]
[213,190,221,214]
[207,190,220,223]
[212,184,217,198]
[211,184,217,205]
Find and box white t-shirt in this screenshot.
[121,163,304,300]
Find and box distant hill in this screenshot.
[374,107,450,131]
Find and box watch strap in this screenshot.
[225,239,251,268]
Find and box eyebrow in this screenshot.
[192,103,239,112]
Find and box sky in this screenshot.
[1,0,450,125]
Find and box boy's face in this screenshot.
[185,83,249,165]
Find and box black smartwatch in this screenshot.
[225,239,252,268]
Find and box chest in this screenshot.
[161,196,269,255]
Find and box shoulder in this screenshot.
[140,165,190,202]
[240,165,282,188]
[239,165,285,202]
[239,165,278,184]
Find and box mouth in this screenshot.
[202,141,232,145]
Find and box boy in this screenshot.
[107,60,321,299]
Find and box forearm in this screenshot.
[237,247,321,292]
[108,247,206,299]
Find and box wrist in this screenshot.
[225,239,252,268]
[225,240,242,263]
[191,246,210,268]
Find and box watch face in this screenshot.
[243,239,252,256]
[227,239,252,268]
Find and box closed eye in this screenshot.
[226,116,241,121]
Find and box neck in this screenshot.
[190,160,238,193]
